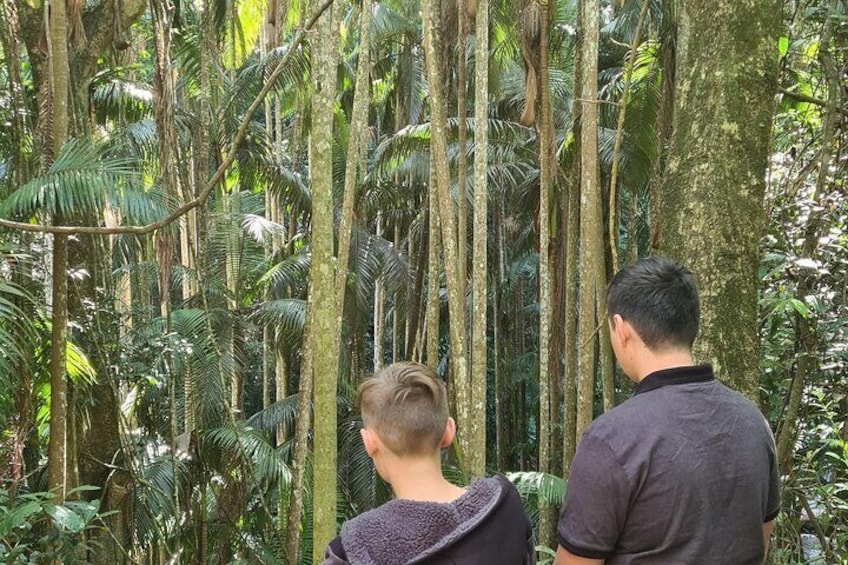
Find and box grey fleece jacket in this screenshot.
[322,475,535,565]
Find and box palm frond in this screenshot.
[506,471,566,508]
[253,298,306,355]
[91,80,155,125]
[1,138,137,220]
[246,392,299,433]
[259,251,311,297]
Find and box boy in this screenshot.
[323,361,535,564]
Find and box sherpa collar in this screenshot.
[339,476,505,565]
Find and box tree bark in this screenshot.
[46,0,71,505]
[575,0,604,438]
[422,0,471,472]
[309,0,341,559]
[469,0,488,479]
[374,214,386,370]
[457,0,468,346]
[287,295,313,564]
[658,0,781,401]
[562,0,583,478]
[536,0,555,546]
[426,191,441,367]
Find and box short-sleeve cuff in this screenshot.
[558,533,612,560]
[765,507,779,522]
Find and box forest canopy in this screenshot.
[0,0,846,563]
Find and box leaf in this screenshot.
[794,257,819,270]
[44,505,86,533]
[778,36,789,57]
[788,298,810,318]
[0,501,41,537]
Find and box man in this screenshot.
[555,257,780,565]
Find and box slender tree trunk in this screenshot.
[648,15,676,253]
[275,342,288,444]
[0,0,31,185]
[608,0,650,272]
[494,199,508,471]
[287,295,313,564]
[335,0,372,346]
[309,0,341,559]
[374,214,386,370]
[561,0,582,478]
[392,223,402,363]
[658,0,780,401]
[457,0,468,346]
[422,0,471,471]
[576,0,604,437]
[776,0,838,468]
[46,0,70,504]
[427,192,441,367]
[536,0,555,545]
[468,0,488,479]
[562,169,579,474]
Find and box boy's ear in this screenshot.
[360,427,379,458]
[440,417,457,449]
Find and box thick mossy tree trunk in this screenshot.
[309,0,340,560]
[658,0,781,401]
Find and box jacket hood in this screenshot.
[337,476,506,565]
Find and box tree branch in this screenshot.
[779,87,848,117]
[0,0,335,236]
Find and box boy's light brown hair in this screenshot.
[357,362,449,457]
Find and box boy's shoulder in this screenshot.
[336,475,524,564]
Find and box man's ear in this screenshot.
[360,427,379,458]
[611,314,629,343]
[440,417,457,448]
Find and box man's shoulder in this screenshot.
[581,395,651,440]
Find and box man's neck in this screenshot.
[631,350,696,383]
[384,456,466,503]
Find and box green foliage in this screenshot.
[0,487,106,564]
[1,138,138,220]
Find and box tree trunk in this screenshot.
[422,0,471,472]
[457,0,468,356]
[575,0,604,438]
[374,214,386,370]
[426,192,441,367]
[494,199,508,471]
[776,0,838,468]
[287,294,313,564]
[46,0,71,504]
[536,0,556,546]
[335,0,372,352]
[562,0,582,477]
[309,0,341,559]
[468,0,488,479]
[658,0,780,401]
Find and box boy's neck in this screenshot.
[384,455,466,503]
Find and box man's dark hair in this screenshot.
[607,256,700,350]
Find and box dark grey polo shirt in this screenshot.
[558,365,780,564]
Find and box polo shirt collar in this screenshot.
[634,364,715,396]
